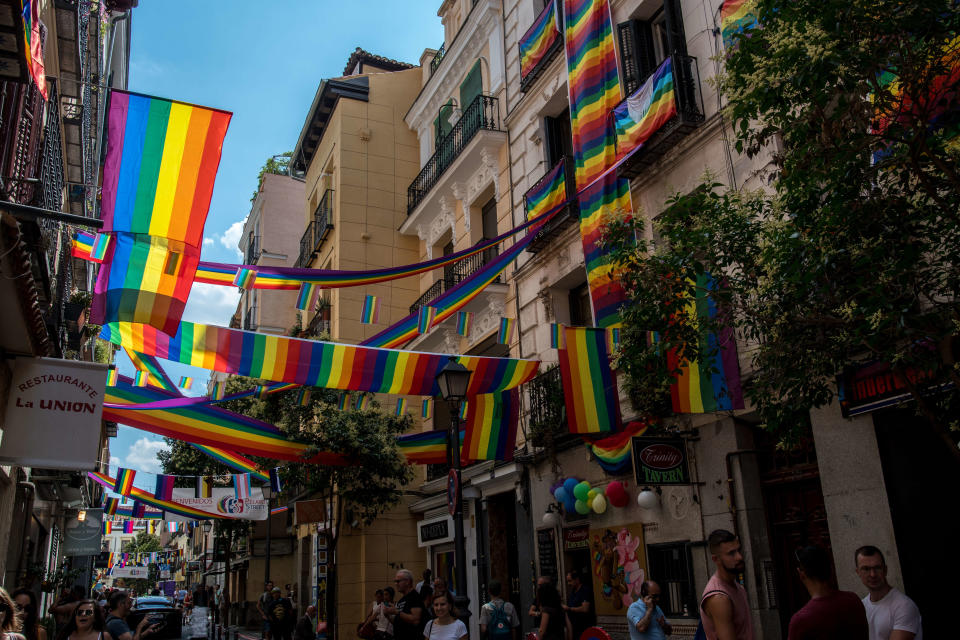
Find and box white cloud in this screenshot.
[203,237,214,247]
[184,282,241,327]
[109,456,121,472]
[123,438,169,474]
[219,221,245,257]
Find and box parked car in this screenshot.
[129,596,183,640]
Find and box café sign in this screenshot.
[632,437,690,485]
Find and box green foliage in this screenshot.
[608,0,960,448]
[122,531,163,553]
[250,152,293,202]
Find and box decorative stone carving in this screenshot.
[469,296,507,346]
[450,183,469,233]
[439,328,460,355]
[556,247,571,269]
[666,487,691,520]
[537,287,555,323]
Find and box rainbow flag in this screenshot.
[557,326,621,433]
[720,0,758,50]
[421,398,433,419]
[497,317,515,345]
[113,468,136,496]
[123,521,134,534]
[89,472,233,520]
[578,173,632,327]
[455,311,473,337]
[418,305,437,334]
[153,474,175,501]
[233,473,252,500]
[296,282,321,311]
[613,58,677,159]
[396,429,464,464]
[669,274,745,413]
[462,390,520,462]
[458,401,469,421]
[179,376,193,390]
[104,497,120,515]
[21,1,46,99]
[256,385,269,400]
[104,522,112,535]
[71,231,96,261]
[210,381,225,400]
[525,159,568,221]
[355,394,370,411]
[189,443,270,482]
[91,233,112,262]
[606,327,621,352]
[233,268,257,290]
[360,295,380,324]
[550,323,566,350]
[296,387,311,406]
[395,398,407,416]
[337,392,350,410]
[520,0,562,81]
[126,348,178,392]
[584,419,651,473]
[106,366,118,386]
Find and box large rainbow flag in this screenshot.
[613,58,677,159]
[525,159,568,221]
[557,326,621,434]
[584,419,651,474]
[462,390,520,462]
[719,0,758,50]
[520,0,562,82]
[21,1,46,99]
[395,429,464,465]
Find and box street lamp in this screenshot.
[262,486,275,588]
[436,357,472,628]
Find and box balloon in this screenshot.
[592,495,607,514]
[574,481,591,501]
[565,499,577,514]
[575,499,590,515]
[605,481,622,498]
[587,488,601,501]
[554,487,568,503]
[563,478,579,494]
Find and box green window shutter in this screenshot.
[459,60,483,109]
[435,99,454,149]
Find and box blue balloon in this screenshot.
[554,487,568,502]
[564,498,577,514]
[563,477,579,494]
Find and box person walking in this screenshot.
[55,599,115,640]
[12,589,47,640]
[266,588,294,640]
[700,529,754,640]
[855,546,922,640]
[536,582,567,640]
[787,545,867,640]
[479,581,519,640]
[375,588,395,640]
[384,570,424,640]
[562,571,594,640]
[627,581,671,640]
[416,571,432,597]
[212,585,222,627]
[257,582,275,640]
[422,595,466,640]
[294,605,316,640]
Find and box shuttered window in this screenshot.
[617,0,687,95]
[459,60,483,109]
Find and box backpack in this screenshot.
[487,602,512,640]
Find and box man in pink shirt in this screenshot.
[700,529,754,640]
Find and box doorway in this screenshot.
[483,492,522,609]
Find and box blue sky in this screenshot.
[109,1,442,482]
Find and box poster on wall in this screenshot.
[588,522,648,615]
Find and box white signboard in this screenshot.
[165,488,267,521]
[64,509,104,556]
[112,566,150,579]
[0,358,107,468]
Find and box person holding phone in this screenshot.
[104,593,158,640]
[627,582,671,640]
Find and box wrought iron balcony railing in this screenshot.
[245,235,261,264]
[430,44,446,76]
[526,156,580,254]
[244,306,257,331]
[408,246,502,316]
[527,366,568,446]
[519,0,565,93]
[307,309,331,337]
[407,95,502,214]
[296,189,335,267]
[616,55,705,180]
[410,279,449,316]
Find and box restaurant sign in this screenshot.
[632,437,690,485]
[837,361,950,417]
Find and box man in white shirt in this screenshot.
[855,545,922,640]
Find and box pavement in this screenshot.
[182,606,209,640]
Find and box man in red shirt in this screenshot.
[788,545,868,640]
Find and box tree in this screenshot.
[121,532,163,594]
[607,0,960,456]
[251,152,293,202]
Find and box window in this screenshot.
[480,198,499,262]
[647,542,696,617]
[460,60,483,108]
[544,109,573,167]
[569,283,593,327]
[617,0,687,95]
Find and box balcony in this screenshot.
[408,246,501,315]
[616,55,705,181]
[306,308,331,337]
[245,236,261,264]
[244,306,257,331]
[527,366,569,447]
[407,95,502,214]
[519,0,565,93]
[429,44,445,76]
[296,189,335,268]
[526,156,580,254]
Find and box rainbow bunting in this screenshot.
[421,398,433,419]
[189,444,270,482]
[104,498,119,515]
[106,366,118,386]
[89,471,234,520]
[233,473,252,500]
[271,506,288,515]
[91,233,112,262]
[233,268,257,290]
[557,326,621,434]
[104,522,112,535]
[71,231,96,261]
[21,1,46,99]
[418,306,437,334]
[134,370,149,387]
[669,274,745,413]
[719,0,758,50]
[395,398,407,416]
[497,317,515,345]
[123,521,134,534]
[550,323,566,350]
[606,327,621,352]
[525,159,568,221]
[210,381,226,400]
[612,58,677,160]
[179,376,193,390]
[360,295,380,324]
[256,385,269,400]
[395,429,464,465]
[455,311,473,337]
[296,387,311,406]
[154,474,175,501]
[195,475,213,499]
[296,282,321,311]
[584,420,651,474]
[126,348,178,391]
[337,393,350,411]
[99,321,540,396]
[113,468,136,496]
[355,394,370,411]
[462,390,520,462]
[520,0,562,81]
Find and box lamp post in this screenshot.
[262,486,274,587]
[436,357,472,629]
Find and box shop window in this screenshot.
[646,542,696,617]
[617,0,687,95]
[568,283,593,328]
[544,108,573,167]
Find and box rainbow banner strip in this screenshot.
[525,159,567,221]
[669,274,745,413]
[421,398,433,419]
[100,320,539,396]
[100,90,232,247]
[126,348,179,392]
[455,311,473,337]
[462,390,520,462]
[497,317,515,345]
[395,429,464,465]
[90,471,234,520]
[584,419,651,474]
[720,0,758,50]
[233,268,257,290]
[612,58,677,159]
[395,398,407,416]
[361,295,380,324]
[520,0,562,80]
[188,444,270,483]
[114,468,136,495]
[558,326,621,433]
[296,282,321,311]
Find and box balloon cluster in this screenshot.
[552,478,630,515]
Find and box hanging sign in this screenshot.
[631,437,690,485]
[837,361,949,417]
[563,525,590,551]
[113,566,150,579]
[63,508,104,556]
[418,515,454,547]
[164,488,267,521]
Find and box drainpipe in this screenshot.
[15,481,37,581]
[724,450,759,541]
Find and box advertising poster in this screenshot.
[588,522,648,615]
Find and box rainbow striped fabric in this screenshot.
[455,311,473,337]
[669,274,745,413]
[720,0,758,49]
[21,1,46,99]
[462,390,520,462]
[123,521,134,534]
[104,498,119,515]
[91,233,112,262]
[395,429,464,465]
[606,327,621,352]
[584,419,650,473]
[154,474,175,501]
[613,58,677,159]
[497,317,515,345]
[296,282,321,311]
[564,0,633,329]
[361,295,380,324]
[71,232,97,261]
[114,468,136,495]
[550,323,566,349]
[337,393,350,411]
[558,326,621,433]
[355,394,370,411]
[134,370,149,387]
[103,522,112,534]
[233,268,257,290]
[189,444,270,482]
[418,306,437,334]
[126,348,179,392]
[395,398,407,416]
[520,0,562,80]
[106,366,118,386]
[179,376,193,390]
[100,91,231,247]
[255,385,269,400]
[210,381,225,400]
[90,471,234,520]
[421,398,433,419]
[459,401,469,421]
[525,159,567,221]
[296,387,311,406]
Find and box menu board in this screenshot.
[536,528,559,584]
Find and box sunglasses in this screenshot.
[77,610,95,617]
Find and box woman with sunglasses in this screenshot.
[422,595,466,640]
[0,587,27,640]
[55,600,113,640]
[10,590,46,640]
